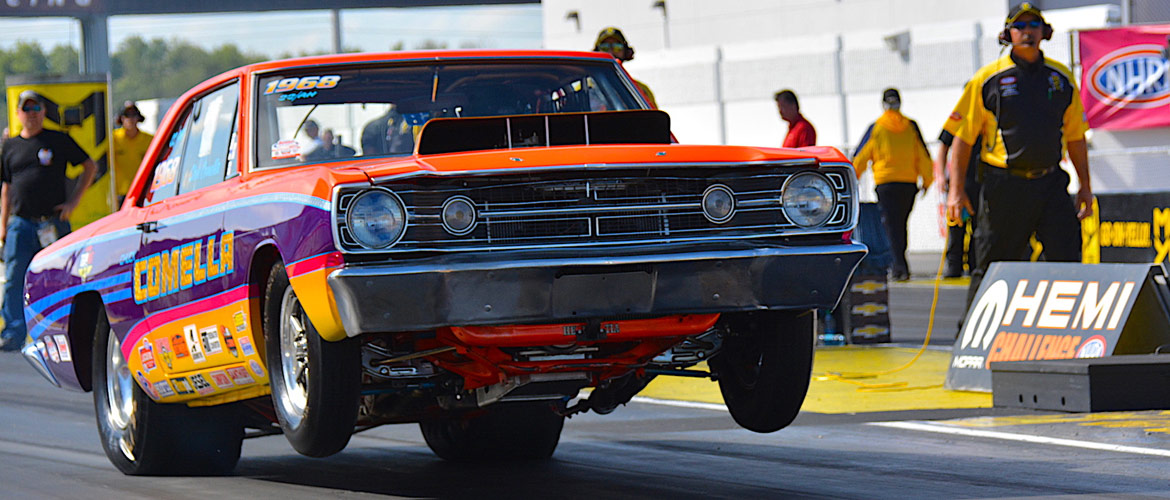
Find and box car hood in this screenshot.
[344,143,851,181]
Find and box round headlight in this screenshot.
[442,196,477,235]
[781,173,835,228]
[702,184,735,224]
[346,189,406,249]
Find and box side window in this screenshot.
[142,108,192,206]
[178,83,240,194]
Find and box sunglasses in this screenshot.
[1010,20,1043,30]
[21,104,42,113]
[598,42,626,51]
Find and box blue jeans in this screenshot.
[2,216,71,344]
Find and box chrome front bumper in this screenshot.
[327,242,866,335]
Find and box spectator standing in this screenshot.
[0,90,96,351]
[775,89,816,148]
[594,27,658,108]
[111,101,153,203]
[853,88,933,282]
[945,3,1092,312]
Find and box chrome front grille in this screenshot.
[334,163,855,253]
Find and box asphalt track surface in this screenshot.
[2,264,1169,498]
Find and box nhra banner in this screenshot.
[945,262,1170,392]
[1078,25,1170,130]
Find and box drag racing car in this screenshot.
[19,50,864,474]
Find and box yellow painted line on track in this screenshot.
[639,345,991,414]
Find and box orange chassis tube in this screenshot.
[411,314,719,391]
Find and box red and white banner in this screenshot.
[1078,25,1170,130]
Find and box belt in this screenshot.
[989,166,1057,180]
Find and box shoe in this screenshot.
[889,271,910,282]
[943,267,962,279]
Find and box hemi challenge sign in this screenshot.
[1078,24,1170,130]
[946,262,1170,392]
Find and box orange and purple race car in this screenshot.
[20,50,864,474]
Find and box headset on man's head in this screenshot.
[999,2,1053,46]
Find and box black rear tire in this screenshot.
[420,403,565,461]
[709,310,815,433]
[264,262,361,458]
[93,306,243,475]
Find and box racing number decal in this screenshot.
[263,75,340,95]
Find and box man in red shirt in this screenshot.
[775,89,816,148]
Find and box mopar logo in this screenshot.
[1087,44,1170,109]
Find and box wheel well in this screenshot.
[67,291,103,392]
[249,244,282,350]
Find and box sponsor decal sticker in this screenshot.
[239,335,255,357]
[200,326,223,355]
[209,370,233,389]
[46,338,60,363]
[226,366,254,385]
[154,380,176,398]
[156,338,173,369]
[190,373,215,395]
[76,246,94,279]
[139,340,156,373]
[171,333,190,358]
[53,334,71,362]
[172,377,194,395]
[183,325,207,363]
[271,140,301,160]
[233,311,247,333]
[223,328,238,358]
[250,359,266,378]
[948,111,962,121]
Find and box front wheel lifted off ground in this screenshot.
[93,305,243,475]
[264,261,361,458]
[708,310,814,433]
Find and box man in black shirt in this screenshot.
[945,3,1093,316]
[0,90,96,351]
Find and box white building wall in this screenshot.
[544,0,1142,254]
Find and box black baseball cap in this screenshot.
[882,88,901,106]
[1007,2,1046,24]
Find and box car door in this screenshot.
[134,82,240,377]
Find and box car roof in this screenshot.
[243,49,620,75]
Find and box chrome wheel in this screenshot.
[104,329,135,447]
[276,286,309,428]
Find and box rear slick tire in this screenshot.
[420,403,565,462]
[93,306,242,475]
[264,262,361,458]
[709,310,815,433]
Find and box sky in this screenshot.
[0,5,543,56]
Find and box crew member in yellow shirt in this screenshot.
[853,88,933,281]
[112,101,153,204]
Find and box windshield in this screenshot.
[255,59,645,168]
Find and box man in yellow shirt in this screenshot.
[853,88,933,281]
[945,3,1092,311]
[593,27,658,109]
[112,101,153,203]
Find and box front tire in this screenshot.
[93,306,242,475]
[709,310,814,433]
[420,403,565,462]
[264,262,361,457]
